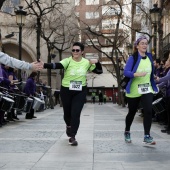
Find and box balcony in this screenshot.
[163,33,170,53]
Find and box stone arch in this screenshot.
[2,38,36,62]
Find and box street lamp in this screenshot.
[150,4,160,24]
[149,4,161,59]
[15,6,27,80]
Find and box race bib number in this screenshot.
[69,81,82,91]
[138,83,151,94]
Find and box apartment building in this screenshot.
[75,0,131,94]
[131,0,170,60]
[75,0,131,59]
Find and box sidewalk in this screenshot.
[0,103,170,170]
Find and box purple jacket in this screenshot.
[156,69,170,97]
[23,77,36,96]
[0,65,10,89]
[8,71,17,89]
[124,52,158,94]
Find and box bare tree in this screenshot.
[23,0,75,108]
[40,9,78,85]
[77,0,130,105]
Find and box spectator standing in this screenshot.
[154,59,163,78]
[156,54,170,134]
[98,90,103,105]
[103,92,107,104]
[91,91,96,104]
[54,89,60,105]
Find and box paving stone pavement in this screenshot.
[0,103,170,170]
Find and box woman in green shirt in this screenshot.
[123,36,158,145]
[41,42,103,146]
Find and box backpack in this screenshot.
[120,55,138,89]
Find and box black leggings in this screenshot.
[60,86,87,137]
[165,97,170,129]
[125,93,153,135]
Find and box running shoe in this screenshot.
[66,126,71,137]
[69,137,78,146]
[143,135,156,145]
[124,132,131,143]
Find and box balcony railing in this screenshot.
[163,33,170,53]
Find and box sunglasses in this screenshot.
[72,49,81,52]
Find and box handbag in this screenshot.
[119,54,138,89]
[120,76,130,89]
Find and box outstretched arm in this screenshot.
[0,52,42,71]
[39,59,64,69]
[89,59,103,74]
[44,63,64,69]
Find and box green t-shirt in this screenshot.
[60,56,96,87]
[126,56,153,98]
[92,92,96,97]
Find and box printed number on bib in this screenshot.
[138,83,151,94]
[69,81,82,91]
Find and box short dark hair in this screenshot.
[8,67,14,72]
[155,59,161,64]
[29,72,37,78]
[73,42,84,51]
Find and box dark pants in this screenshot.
[92,97,95,104]
[60,86,87,137]
[165,96,170,129]
[125,93,153,135]
[0,110,5,124]
[25,108,34,118]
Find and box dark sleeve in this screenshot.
[92,62,103,74]
[44,63,64,69]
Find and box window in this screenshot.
[102,19,123,30]
[86,12,99,19]
[85,53,99,59]
[86,0,99,5]
[86,39,99,45]
[90,25,99,31]
[102,6,120,16]
[102,19,116,30]
[75,0,80,6]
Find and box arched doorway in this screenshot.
[2,41,36,81]
[2,43,34,63]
